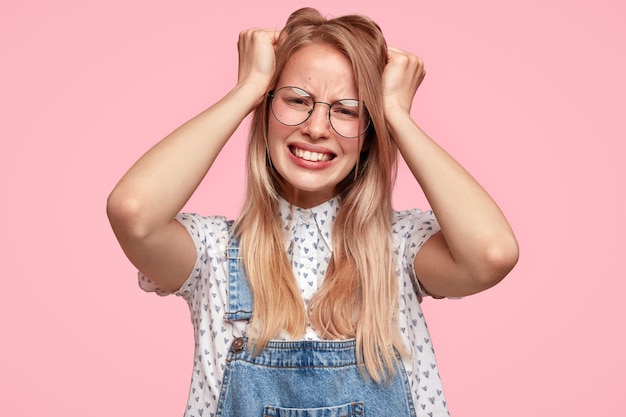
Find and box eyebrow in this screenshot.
[281,86,360,102]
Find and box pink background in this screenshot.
[1,0,624,415]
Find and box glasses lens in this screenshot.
[270,87,370,138]
[330,99,367,138]
[271,87,313,126]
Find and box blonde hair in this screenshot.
[234,7,403,382]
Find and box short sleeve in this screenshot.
[137,213,229,301]
[393,208,441,299]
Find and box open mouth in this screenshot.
[290,146,335,162]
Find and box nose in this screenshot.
[303,102,332,139]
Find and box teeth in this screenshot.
[293,147,331,162]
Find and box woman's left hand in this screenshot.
[382,47,426,115]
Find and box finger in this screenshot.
[387,46,406,54]
[387,47,425,67]
[386,47,403,63]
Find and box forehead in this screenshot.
[277,43,358,98]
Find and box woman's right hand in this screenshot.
[236,29,280,98]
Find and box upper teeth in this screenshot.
[293,148,331,162]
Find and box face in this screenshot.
[267,43,366,209]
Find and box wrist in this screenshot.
[384,101,411,127]
[236,73,272,96]
[226,80,269,114]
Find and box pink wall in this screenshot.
[1,0,623,415]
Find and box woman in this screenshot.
[108,7,518,417]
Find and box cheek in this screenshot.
[267,118,289,143]
[266,120,291,159]
[341,139,364,159]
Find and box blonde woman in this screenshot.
[108,7,518,417]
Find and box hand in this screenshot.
[382,47,426,115]
[236,29,280,96]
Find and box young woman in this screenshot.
[108,7,518,417]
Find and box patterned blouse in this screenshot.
[139,196,450,416]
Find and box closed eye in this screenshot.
[284,96,312,107]
[332,101,360,119]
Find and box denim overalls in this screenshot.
[216,232,417,417]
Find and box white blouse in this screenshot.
[139,197,450,416]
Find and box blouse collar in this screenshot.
[277,196,340,253]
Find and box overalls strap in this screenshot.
[224,220,254,322]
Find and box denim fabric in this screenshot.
[218,234,416,417]
[224,227,254,322]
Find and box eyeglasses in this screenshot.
[268,86,370,139]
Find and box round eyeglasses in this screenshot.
[268,86,370,139]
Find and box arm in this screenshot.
[107,29,279,292]
[383,47,519,297]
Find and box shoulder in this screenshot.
[392,208,439,239]
[391,208,441,264]
[175,212,230,230]
[174,213,232,250]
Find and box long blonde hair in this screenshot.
[234,7,403,382]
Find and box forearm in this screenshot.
[108,82,262,238]
[387,109,518,278]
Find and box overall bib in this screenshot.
[216,234,417,417]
